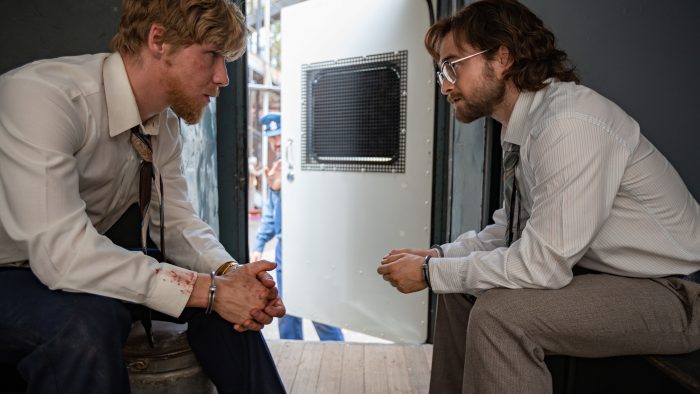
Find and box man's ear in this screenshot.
[493,45,513,77]
[146,23,167,59]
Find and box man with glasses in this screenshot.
[378,0,700,392]
[0,0,286,393]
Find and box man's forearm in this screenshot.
[186,273,211,308]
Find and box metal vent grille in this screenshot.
[301,50,407,173]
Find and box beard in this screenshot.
[164,72,207,125]
[450,62,505,123]
[168,88,205,125]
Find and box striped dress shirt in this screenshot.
[430,80,700,295]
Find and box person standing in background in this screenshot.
[252,113,344,341]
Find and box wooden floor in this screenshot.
[267,341,433,394]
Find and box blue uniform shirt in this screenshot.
[255,188,281,253]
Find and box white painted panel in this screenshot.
[281,0,434,343]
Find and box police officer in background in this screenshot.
[252,113,344,341]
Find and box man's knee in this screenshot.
[469,289,529,333]
[48,294,132,356]
[13,295,132,392]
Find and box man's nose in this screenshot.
[213,57,229,87]
[440,79,454,96]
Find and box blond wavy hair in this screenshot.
[111,0,247,61]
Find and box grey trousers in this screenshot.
[429,274,700,394]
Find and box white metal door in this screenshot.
[281,0,435,343]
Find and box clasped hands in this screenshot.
[213,246,437,330]
[377,247,439,293]
[212,260,285,332]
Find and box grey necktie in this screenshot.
[502,142,522,246]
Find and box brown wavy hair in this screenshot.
[425,0,579,91]
[111,0,247,61]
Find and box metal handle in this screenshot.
[285,138,295,182]
[127,359,149,372]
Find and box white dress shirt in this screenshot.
[0,53,234,316]
[430,80,700,294]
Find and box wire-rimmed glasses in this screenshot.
[436,48,491,86]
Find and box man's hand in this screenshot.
[266,159,282,191]
[232,263,286,332]
[377,252,427,293]
[211,261,277,327]
[255,264,286,320]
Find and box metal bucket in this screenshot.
[123,321,216,394]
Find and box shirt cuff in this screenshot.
[429,257,468,294]
[147,264,197,317]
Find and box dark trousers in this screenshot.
[0,268,285,394]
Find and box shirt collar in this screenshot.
[103,53,161,137]
[502,78,553,146]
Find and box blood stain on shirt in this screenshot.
[166,270,195,290]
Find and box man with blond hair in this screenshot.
[0,0,286,392]
[378,0,700,392]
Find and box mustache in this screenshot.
[447,93,464,104]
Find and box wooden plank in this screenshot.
[267,340,282,364]
[316,341,345,394]
[269,341,432,394]
[340,343,365,394]
[403,345,431,394]
[292,342,324,394]
[364,344,389,394]
[275,340,305,391]
[384,344,413,393]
